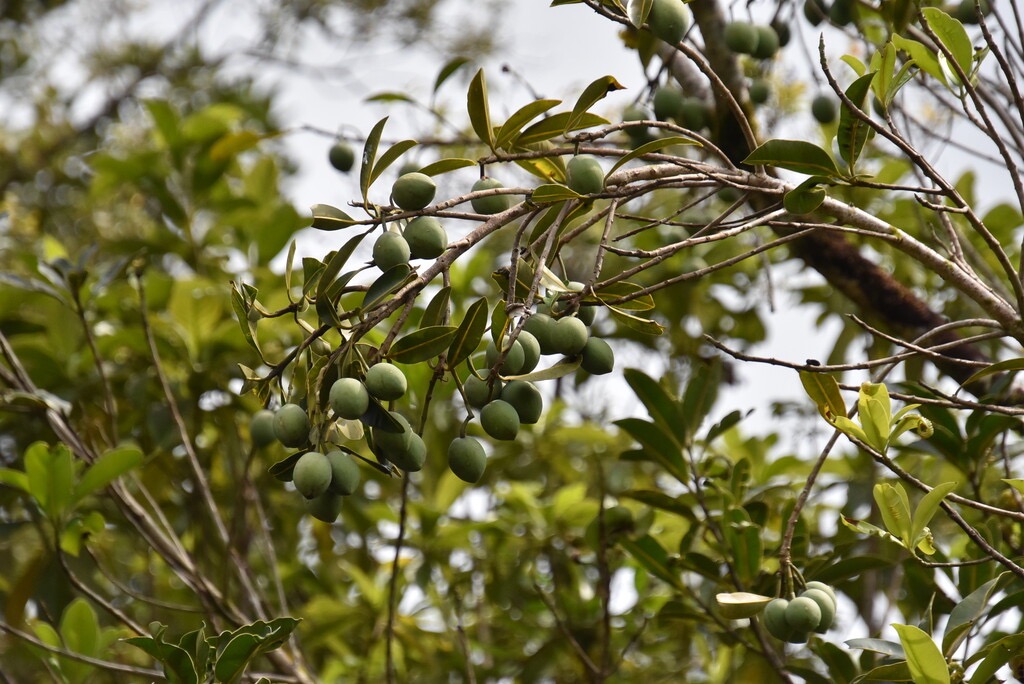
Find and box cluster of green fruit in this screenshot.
[723,21,782,60]
[803,0,854,27]
[643,88,714,134]
[761,582,838,643]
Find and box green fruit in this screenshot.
[448,436,487,483]
[516,330,540,373]
[524,313,558,355]
[803,0,829,25]
[372,232,411,271]
[364,364,407,401]
[800,588,836,633]
[486,338,526,375]
[250,409,276,447]
[763,599,794,640]
[471,177,512,215]
[748,78,771,105]
[652,87,684,122]
[577,305,596,326]
[329,378,369,420]
[581,337,615,375]
[829,0,854,25]
[404,216,447,260]
[646,0,691,45]
[565,156,605,195]
[480,400,520,441]
[551,316,590,356]
[305,491,343,523]
[752,25,780,59]
[679,98,711,131]
[804,581,837,605]
[273,403,310,448]
[328,142,355,172]
[372,412,424,471]
[622,105,651,142]
[391,172,436,210]
[724,22,759,55]
[785,596,822,632]
[464,374,503,408]
[293,451,333,499]
[326,450,361,495]
[811,94,837,124]
[955,0,990,23]
[771,19,791,47]
[501,380,544,424]
[392,432,426,472]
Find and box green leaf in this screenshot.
[214,633,260,683]
[680,360,721,447]
[388,326,458,364]
[714,592,773,619]
[125,633,200,684]
[892,35,945,85]
[591,281,655,311]
[361,264,413,311]
[959,357,1024,388]
[724,522,762,584]
[1003,479,1024,497]
[799,371,847,423]
[859,382,891,451]
[433,56,470,94]
[943,574,1008,657]
[60,598,100,659]
[364,91,416,104]
[614,417,687,483]
[856,662,913,682]
[531,184,583,203]
[495,99,561,149]
[846,638,907,659]
[421,286,451,328]
[620,535,681,589]
[467,69,495,150]
[623,368,685,444]
[72,445,143,506]
[603,300,665,335]
[0,468,31,495]
[606,135,700,176]
[840,515,905,547]
[447,297,488,367]
[921,8,973,77]
[967,632,1024,684]
[626,0,654,28]
[504,355,582,382]
[417,158,477,177]
[565,75,625,134]
[892,624,950,684]
[26,442,74,521]
[784,177,829,214]
[515,111,609,146]
[360,117,389,203]
[369,139,418,188]
[874,482,913,547]
[910,482,957,553]
[837,73,876,172]
[744,139,841,177]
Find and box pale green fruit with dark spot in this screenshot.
[486,339,525,375]
[516,330,540,373]
[785,596,822,632]
[326,450,361,495]
[364,364,407,401]
[293,451,333,499]
[804,581,837,605]
[748,78,771,105]
[763,598,795,640]
[480,400,520,441]
[372,232,411,271]
[404,216,447,259]
[811,94,838,124]
[471,177,512,215]
[724,21,759,54]
[391,172,436,210]
[566,156,604,195]
[523,313,558,355]
[273,403,309,448]
[464,374,503,408]
[305,491,343,523]
[250,409,276,447]
[653,87,684,122]
[329,378,369,420]
[752,25,780,59]
[581,337,615,375]
[448,436,487,483]
[646,0,691,45]
[501,380,543,424]
[551,316,590,356]
[328,142,355,172]
[800,588,836,633]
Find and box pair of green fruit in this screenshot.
[390,172,513,215]
[762,581,838,643]
[723,22,781,59]
[372,216,449,271]
[249,403,310,449]
[292,450,361,517]
[521,312,615,375]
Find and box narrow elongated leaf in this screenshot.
[626,0,654,27]
[910,481,957,552]
[214,633,260,684]
[565,75,625,133]
[846,638,907,659]
[892,624,950,684]
[317,230,371,303]
[681,360,721,446]
[369,139,418,188]
[959,357,1024,388]
[744,139,840,177]
[838,73,876,172]
[592,281,655,311]
[495,99,561,149]
[943,574,1008,657]
[467,69,495,149]
[856,662,913,682]
[620,535,681,589]
[361,264,412,310]
[26,442,73,520]
[623,368,685,445]
[967,633,1024,684]
[417,158,476,177]
[360,117,389,202]
[504,355,581,382]
[892,35,945,85]
[388,326,458,364]
[421,286,451,328]
[532,184,582,203]
[800,371,847,423]
[607,135,699,176]
[516,111,609,146]
[603,300,665,334]
[433,56,470,94]
[614,417,686,481]
[72,446,144,505]
[447,297,488,367]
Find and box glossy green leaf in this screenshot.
[893,624,950,684]
[837,73,876,172]
[603,300,665,335]
[606,135,699,176]
[967,633,1024,684]
[515,111,609,146]
[467,69,495,150]
[316,229,372,304]
[531,184,582,203]
[214,632,260,683]
[369,139,418,188]
[433,56,470,94]
[910,481,957,554]
[959,357,1024,388]
[447,297,488,367]
[72,445,143,505]
[0,468,30,495]
[943,573,1008,657]
[361,264,412,311]
[744,139,841,177]
[421,286,451,328]
[846,637,907,659]
[784,177,829,214]
[874,482,912,546]
[565,75,624,134]
[417,158,477,176]
[799,371,847,423]
[60,598,100,660]
[388,325,458,364]
[620,534,681,589]
[921,8,973,77]
[495,99,561,149]
[614,417,687,483]
[504,355,582,382]
[856,662,913,681]
[892,35,945,85]
[359,117,389,203]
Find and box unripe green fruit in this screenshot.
[680,98,711,131]
[551,316,590,356]
[250,409,276,447]
[517,330,540,373]
[955,0,990,23]
[305,491,343,523]
[326,450,361,495]
[372,232,411,271]
[653,87,684,122]
[329,378,369,420]
[748,78,771,105]
[392,172,436,210]
[646,0,691,45]
[803,0,828,25]
[524,313,558,355]
[448,437,487,483]
[273,403,310,448]
[763,599,794,640]
[293,451,333,499]
[501,380,544,424]
[404,216,447,260]
[804,581,837,605]
[577,305,596,326]
[486,339,525,375]
[829,0,854,26]
[785,596,822,632]
[622,105,651,142]
[724,22,759,55]
[389,432,426,472]
[471,177,512,215]
[581,337,615,375]
[800,588,836,633]
[752,25,780,59]
[328,142,355,172]
[364,364,407,401]
[585,505,635,547]
[566,156,605,195]
[811,95,838,124]
[372,412,423,471]
[464,374,503,408]
[771,19,791,47]
[480,400,520,441]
